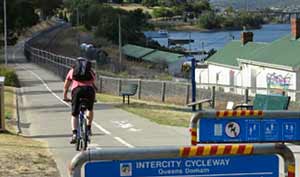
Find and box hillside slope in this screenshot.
[211,0,300,9]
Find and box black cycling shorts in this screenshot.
[71,86,95,117]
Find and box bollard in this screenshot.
[0,77,5,131]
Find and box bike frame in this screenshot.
[76,104,89,151]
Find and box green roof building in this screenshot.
[200,18,300,101]
[122,44,185,75]
[122,44,155,59]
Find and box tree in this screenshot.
[35,0,63,19]
[192,0,211,14]
[198,11,221,29]
[142,0,158,7]
[0,0,40,45]
[152,7,173,18]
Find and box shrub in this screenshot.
[0,66,19,87]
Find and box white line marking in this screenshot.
[19,64,113,135]
[114,137,135,148]
[26,69,70,107]
[88,143,102,150]
[93,122,111,135]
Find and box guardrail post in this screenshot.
[0,77,5,131]
[245,87,249,104]
[98,76,103,93]
[211,86,215,108]
[186,84,190,104]
[161,82,166,102]
[137,79,141,99]
[118,79,122,96]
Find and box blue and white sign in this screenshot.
[85,155,279,177]
[199,118,300,143]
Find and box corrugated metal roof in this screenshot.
[122,44,155,58]
[207,40,267,67]
[142,50,184,64]
[207,35,300,69]
[245,35,300,68]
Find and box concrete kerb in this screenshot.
[68,144,295,177]
[189,110,300,177]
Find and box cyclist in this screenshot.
[63,57,96,144]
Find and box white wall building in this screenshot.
[197,17,300,101]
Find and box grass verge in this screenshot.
[1,87,60,177]
[4,87,15,131]
[97,93,193,127]
[0,133,60,177]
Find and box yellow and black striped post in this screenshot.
[288,164,295,177]
[180,144,254,157]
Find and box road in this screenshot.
[8,40,300,177]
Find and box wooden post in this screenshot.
[118,79,122,96]
[245,88,249,104]
[137,79,141,99]
[161,82,166,102]
[186,84,190,104]
[211,86,215,109]
[99,76,103,93]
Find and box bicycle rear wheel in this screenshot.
[76,114,84,151]
[82,117,88,150]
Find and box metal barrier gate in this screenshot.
[190,110,300,177]
[69,144,295,177]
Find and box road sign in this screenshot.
[199,118,300,143]
[85,155,279,177]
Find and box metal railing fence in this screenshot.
[23,24,300,106]
[68,144,295,177]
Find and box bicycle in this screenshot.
[64,98,90,151]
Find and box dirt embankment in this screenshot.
[29,25,173,79]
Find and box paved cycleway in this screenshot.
[9,40,300,177]
[10,41,189,177]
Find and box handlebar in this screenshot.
[63,98,71,102]
[63,98,97,103]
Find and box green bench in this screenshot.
[187,99,214,111]
[233,94,290,110]
[120,84,138,104]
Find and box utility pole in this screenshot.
[118,14,122,64]
[4,0,7,65]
